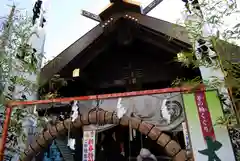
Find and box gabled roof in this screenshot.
[40,12,191,86]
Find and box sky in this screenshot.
[0,0,187,63]
[1,0,239,64]
[42,0,187,63]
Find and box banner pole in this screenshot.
[0,105,12,161]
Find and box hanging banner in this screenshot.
[82,130,96,161]
[195,91,215,141]
[183,90,235,161]
[182,122,191,151]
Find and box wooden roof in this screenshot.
[40,12,190,86]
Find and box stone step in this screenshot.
[55,139,74,161]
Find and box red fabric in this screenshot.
[195,91,215,141]
[120,143,124,152]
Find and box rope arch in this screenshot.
[20,111,189,161]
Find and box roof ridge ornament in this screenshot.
[81,0,164,22]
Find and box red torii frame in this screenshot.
[0,86,201,161]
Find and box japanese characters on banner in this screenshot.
[195,91,215,141]
[82,130,96,161]
[182,122,191,151]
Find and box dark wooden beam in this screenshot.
[99,2,141,21]
[110,0,122,2]
[138,36,178,53]
[127,12,190,44]
[142,0,164,14]
[81,10,101,22]
[136,28,180,53]
[79,44,108,70]
[40,25,103,85]
[58,34,109,78]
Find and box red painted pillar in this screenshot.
[0,106,12,161]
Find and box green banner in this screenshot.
[183,90,235,161]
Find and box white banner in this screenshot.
[82,130,96,161]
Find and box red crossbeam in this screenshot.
[8,86,202,107]
[0,86,205,161]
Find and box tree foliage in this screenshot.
[0,11,40,103]
[0,7,46,158]
[173,0,240,123]
[173,0,240,158]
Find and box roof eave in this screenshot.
[40,12,191,86]
[40,25,104,85]
[129,12,190,45]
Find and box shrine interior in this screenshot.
[37,125,186,161]
[88,126,185,161]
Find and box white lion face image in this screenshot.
[160,99,182,125]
